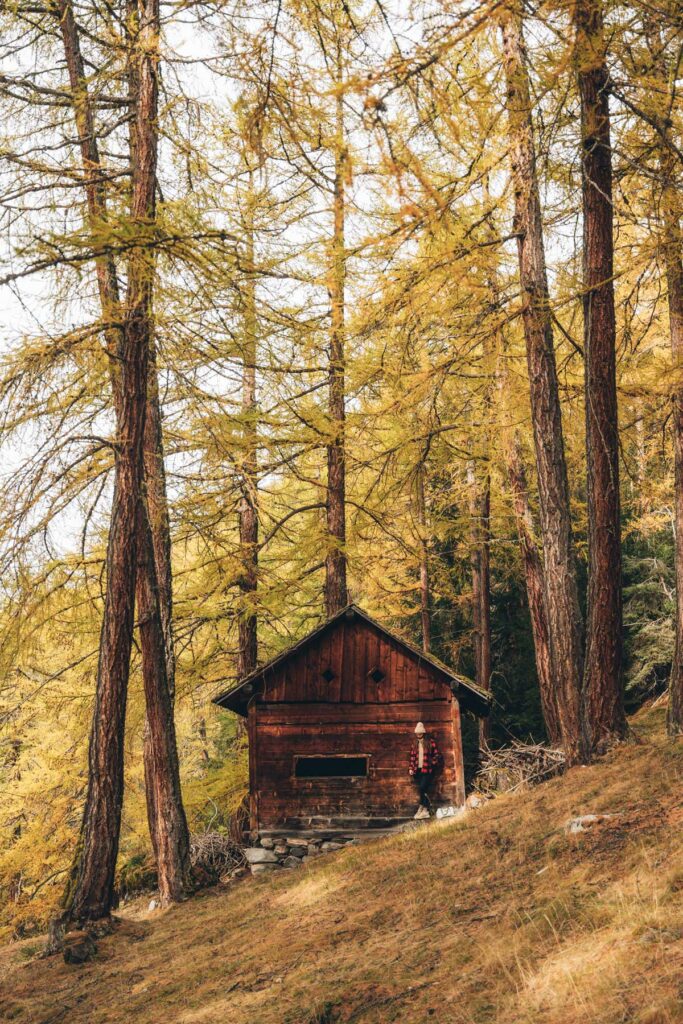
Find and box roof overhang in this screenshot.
[212,604,491,719]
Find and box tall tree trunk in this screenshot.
[123,0,173,699]
[126,0,190,896]
[143,362,176,699]
[643,15,683,736]
[136,501,190,903]
[237,172,258,678]
[325,47,348,616]
[55,0,122,368]
[467,462,492,748]
[415,461,431,653]
[58,0,175,698]
[500,4,586,763]
[60,216,148,927]
[573,0,626,752]
[140,350,187,884]
[490,281,560,745]
[504,432,561,745]
[55,0,188,921]
[666,172,683,735]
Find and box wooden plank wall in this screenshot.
[259,618,451,705]
[254,700,462,828]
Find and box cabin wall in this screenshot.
[253,699,463,829]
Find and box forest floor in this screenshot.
[1,703,682,1024]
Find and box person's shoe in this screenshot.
[416,806,430,820]
[413,807,424,819]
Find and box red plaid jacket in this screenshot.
[409,735,442,775]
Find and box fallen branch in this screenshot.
[189,831,246,882]
[476,741,566,794]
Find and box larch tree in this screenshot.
[638,7,683,737]
[486,259,559,744]
[496,358,560,744]
[325,27,349,616]
[415,458,432,653]
[55,0,190,907]
[236,152,260,679]
[658,85,683,741]
[499,2,586,762]
[467,458,492,748]
[573,0,627,752]
[57,0,191,925]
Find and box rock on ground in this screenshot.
[564,813,615,834]
[282,856,303,869]
[244,847,279,864]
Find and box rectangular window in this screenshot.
[294,755,368,778]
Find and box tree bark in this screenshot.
[142,361,176,699]
[504,431,561,745]
[490,279,560,745]
[668,177,683,734]
[500,4,586,762]
[55,0,122,366]
[136,500,191,903]
[237,172,259,678]
[140,354,183,871]
[59,0,176,703]
[126,0,191,890]
[325,47,348,617]
[415,461,431,653]
[642,15,683,736]
[58,0,189,919]
[467,462,492,748]
[60,214,148,927]
[573,0,626,752]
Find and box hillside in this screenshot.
[1,705,682,1024]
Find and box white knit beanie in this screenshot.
[414,721,426,735]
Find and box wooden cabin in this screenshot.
[213,604,490,832]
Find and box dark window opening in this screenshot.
[368,666,385,684]
[320,667,336,684]
[294,755,368,778]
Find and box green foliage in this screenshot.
[183,741,249,834]
[623,535,676,709]
[116,853,158,899]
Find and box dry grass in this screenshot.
[1,705,682,1024]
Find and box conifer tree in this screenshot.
[55,0,190,907]
[325,26,349,616]
[573,0,627,752]
[638,6,683,737]
[499,1,585,762]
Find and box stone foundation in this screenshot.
[241,800,484,877]
[243,833,357,875]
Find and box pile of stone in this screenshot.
[244,834,355,875]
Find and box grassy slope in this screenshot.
[1,705,682,1024]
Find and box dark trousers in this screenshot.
[414,770,434,807]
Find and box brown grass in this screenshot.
[1,705,682,1024]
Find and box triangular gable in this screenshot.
[212,604,490,717]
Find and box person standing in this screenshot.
[408,721,442,819]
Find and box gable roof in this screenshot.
[212,603,491,718]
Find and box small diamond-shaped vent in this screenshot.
[368,667,385,684]
[321,667,335,684]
